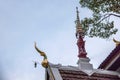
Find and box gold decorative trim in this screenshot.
[34,42,55,80]
[34,42,48,68]
[113,38,120,46]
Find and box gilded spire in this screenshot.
[75,7,87,58]
[75,7,84,39]
[76,7,80,22]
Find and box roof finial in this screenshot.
[75,7,84,39]
[75,7,87,58]
[34,42,48,68]
[113,38,120,46]
[34,42,55,80]
[76,7,80,21]
[75,8,93,70]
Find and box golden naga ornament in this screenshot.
[34,42,55,80]
[41,59,48,68]
[34,42,48,68]
[113,38,120,46]
[34,42,46,56]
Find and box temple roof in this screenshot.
[46,63,120,80]
[98,43,120,72]
[34,7,120,80]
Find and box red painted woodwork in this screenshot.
[77,35,87,58]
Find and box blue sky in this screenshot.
[0,0,120,80]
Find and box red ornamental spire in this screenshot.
[75,7,87,58]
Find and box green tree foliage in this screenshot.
[79,0,120,38]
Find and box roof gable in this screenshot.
[99,44,120,71]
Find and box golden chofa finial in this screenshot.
[113,38,120,46]
[34,42,48,68]
[34,42,55,80]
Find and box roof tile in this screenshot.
[59,69,120,80]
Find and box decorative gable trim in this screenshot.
[99,44,120,69]
[51,68,63,80]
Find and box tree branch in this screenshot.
[98,13,120,23]
[110,13,120,17]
